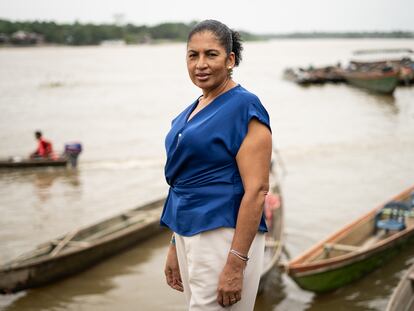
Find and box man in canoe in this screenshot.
[30,131,56,159]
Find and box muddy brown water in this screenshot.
[1,39,414,310]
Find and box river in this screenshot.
[0,39,413,310]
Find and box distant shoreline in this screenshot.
[1,37,414,49]
[0,40,186,48]
[264,32,414,40]
[1,19,413,47]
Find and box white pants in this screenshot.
[175,228,265,311]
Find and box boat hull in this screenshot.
[290,229,414,293]
[344,72,399,94]
[287,185,414,293]
[0,201,165,294]
[0,158,68,169]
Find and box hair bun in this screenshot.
[231,30,243,67]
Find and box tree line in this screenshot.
[1,19,412,46]
[0,19,260,45]
[264,31,414,39]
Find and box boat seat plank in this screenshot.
[67,241,91,248]
[265,240,280,248]
[359,232,387,250]
[83,213,159,242]
[50,230,79,257]
[324,243,360,253]
[83,223,136,242]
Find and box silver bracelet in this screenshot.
[229,249,249,262]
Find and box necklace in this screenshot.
[188,79,235,122]
[199,78,233,106]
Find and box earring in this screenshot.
[227,66,233,77]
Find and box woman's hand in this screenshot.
[217,254,246,307]
[164,244,183,292]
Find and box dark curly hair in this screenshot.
[187,20,243,67]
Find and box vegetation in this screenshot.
[0,19,259,45]
[0,19,412,46]
[264,31,414,39]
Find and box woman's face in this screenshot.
[186,31,235,92]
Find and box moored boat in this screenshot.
[0,157,68,169]
[342,69,399,94]
[283,66,345,85]
[386,263,414,311]
[350,59,414,86]
[0,171,283,294]
[0,197,166,294]
[343,48,413,93]
[260,175,284,286]
[287,185,414,293]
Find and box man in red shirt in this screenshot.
[30,131,54,159]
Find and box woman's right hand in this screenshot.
[164,244,183,292]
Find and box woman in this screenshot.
[161,20,272,310]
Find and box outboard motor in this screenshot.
[64,143,82,168]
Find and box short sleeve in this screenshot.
[231,100,271,156]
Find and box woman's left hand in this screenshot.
[217,255,246,307]
[164,244,183,292]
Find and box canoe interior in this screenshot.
[300,191,414,265]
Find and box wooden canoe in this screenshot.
[263,174,284,274]
[259,173,284,292]
[0,198,166,294]
[0,172,283,294]
[0,158,68,169]
[342,70,399,94]
[287,185,414,293]
[386,263,414,311]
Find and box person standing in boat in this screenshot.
[161,20,272,310]
[30,131,55,159]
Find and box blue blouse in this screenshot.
[160,85,271,236]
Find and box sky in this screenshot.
[0,0,413,34]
